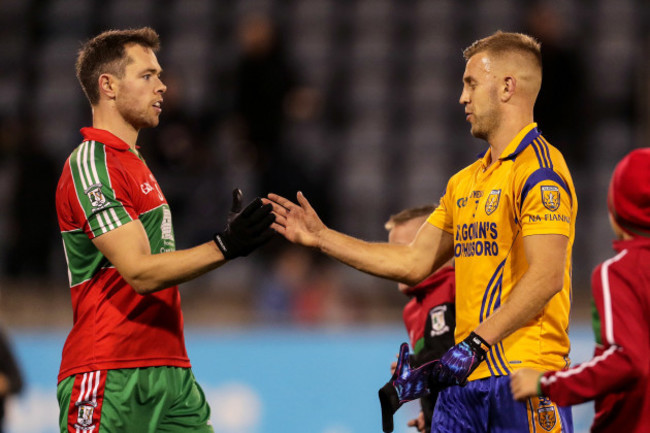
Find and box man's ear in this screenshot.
[501,76,516,102]
[99,74,117,100]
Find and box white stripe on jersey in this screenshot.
[95,210,108,234]
[77,372,88,404]
[89,141,101,188]
[600,249,628,345]
[102,210,115,231]
[84,141,96,189]
[97,209,122,232]
[541,344,620,385]
[77,141,102,193]
[62,238,73,287]
[109,208,122,228]
[76,142,89,191]
[84,371,94,401]
[92,370,101,402]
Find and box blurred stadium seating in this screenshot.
[0,1,647,430]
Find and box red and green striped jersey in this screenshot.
[56,127,190,383]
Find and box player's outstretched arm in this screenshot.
[93,193,275,294]
[265,192,454,286]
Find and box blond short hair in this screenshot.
[463,30,542,70]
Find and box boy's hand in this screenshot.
[510,368,544,401]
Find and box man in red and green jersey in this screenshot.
[56,28,275,433]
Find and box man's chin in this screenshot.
[134,118,159,129]
[470,126,487,141]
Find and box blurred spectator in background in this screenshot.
[526,2,587,169]
[255,243,347,324]
[0,114,57,278]
[256,244,310,322]
[139,74,222,247]
[229,13,328,221]
[0,327,24,433]
[292,257,347,325]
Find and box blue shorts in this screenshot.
[431,376,572,433]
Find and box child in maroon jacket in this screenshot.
[511,148,650,433]
[384,206,455,433]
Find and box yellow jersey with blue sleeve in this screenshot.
[427,123,576,381]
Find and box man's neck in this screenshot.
[486,114,533,166]
[91,107,139,150]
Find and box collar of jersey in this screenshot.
[80,127,131,151]
[476,122,540,163]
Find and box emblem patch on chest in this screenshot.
[541,185,560,211]
[484,189,501,215]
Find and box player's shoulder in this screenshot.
[70,139,129,175]
[69,139,110,163]
[511,138,574,194]
[514,136,570,173]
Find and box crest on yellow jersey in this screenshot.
[484,189,501,215]
[541,185,560,212]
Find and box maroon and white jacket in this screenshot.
[540,237,650,433]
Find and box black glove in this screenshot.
[227,188,243,224]
[213,190,275,260]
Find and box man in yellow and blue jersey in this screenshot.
[265,31,576,433]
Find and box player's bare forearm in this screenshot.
[474,234,567,345]
[93,220,226,294]
[266,192,453,285]
[318,228,428,284]
[126,241,226,293]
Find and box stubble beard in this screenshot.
[470,105,500,142]
[117,98,159,130]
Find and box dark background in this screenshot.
[0,0,649,329]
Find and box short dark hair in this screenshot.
[76,27,160,105]
[385,205,437,231]
[463,30,542,70]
